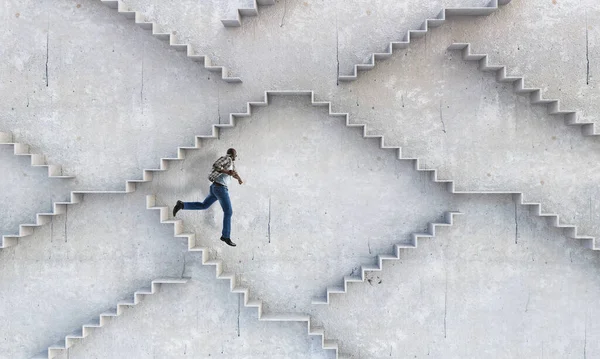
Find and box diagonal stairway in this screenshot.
[338,0,512,82]
[449,42,599,137]
[99,0,241,82]
[32,278,189,359]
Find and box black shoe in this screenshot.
[173,200,184,217]
[220,236,237,247]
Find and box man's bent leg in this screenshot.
[183,186,218,210]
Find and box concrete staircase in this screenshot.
[2,0,600,358]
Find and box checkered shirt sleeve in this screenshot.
[208,155,233,182]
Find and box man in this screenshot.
[173,148,243,247]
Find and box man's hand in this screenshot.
[231,170,243,185]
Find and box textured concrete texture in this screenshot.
[310,195,600,358]
[0,146,73,233]
[2,0,600,357]
[54,258,331,359]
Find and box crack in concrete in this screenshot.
[279,0,287,27]
[141,44,145,114]
[181,255,187,277]
[335,0,339,86]
[439,100,446,133]
[570,250,573,263]
[50,207,54,244]
[586,13,590,85]
[45,17,50,87]
[64,206,68,243]
[217,85,221,125]
[367,239,371,254]
[237,293,241,337]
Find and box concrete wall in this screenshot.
[311,194,600,357]
[1,0,599,358]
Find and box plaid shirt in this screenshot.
[208,155,235,182]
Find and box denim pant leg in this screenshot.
[212,185,233,238]
[183,185,218,210]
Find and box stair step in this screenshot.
[260,313,309,322]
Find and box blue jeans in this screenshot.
[183,183,232,238]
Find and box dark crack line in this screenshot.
[64,206,68,243]
[50,209,53,260]
[50,210,54,243]
[237,294,241,337]
[570,250,573,263]
[586,14,590,85]
[141,45,145,114]
[217,86,221,125]
[439,100,447,133]
[279,0,287,27]
[268,196,271,243]
[335,1,339,86]
[181,255,187,277]
[45,18,50,87]
[367,240,371,254]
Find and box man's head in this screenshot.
[227,148,237,160]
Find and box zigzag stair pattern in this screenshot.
[1,192,83,249]
[146,195,352,358]
[0,131,78,249]
[449,42,599,136]
[99,0,241,83]
[31,278,189,359]
[312,211,462,305]
[0,131,73,179]
[7,90,597,357]
[142,90,599,358]
[338,0,511,82]
[0,168,155,249]
[221,0,276,27]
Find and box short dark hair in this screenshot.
[227,148,236,156]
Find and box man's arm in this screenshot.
[232,171,243,184]
[213,157,234,175]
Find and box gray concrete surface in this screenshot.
[2,0,600,357]
[0,145,73,234]
[310,194,600,358]
[0,0,221,190]
[54,257,332,359]
[0,188,185,358]
[149,95,458,314]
